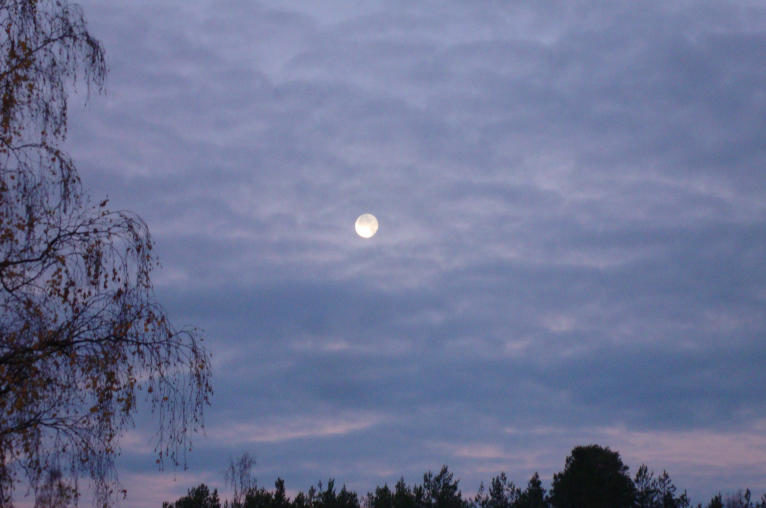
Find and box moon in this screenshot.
[355,213,379,239]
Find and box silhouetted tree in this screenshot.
[706,494,724,508]
[292,487,314,508]
[548,444,635,508]
[474,483,489,508]
[335,484,361,508]
[474,472,520,508]
[393,477,417,508]
[366,484,394,508]
[634,465,659,508]
[421,466,467,508]
[164,451,766,508]
[0,0,212,504]
[163,484,221,508]
[238,487,272,508]
[271,478,291,508]
[226,452,257,506]
[238,478,291,508]
[317,479,359,508]
[722,489,759,508]
[632,465,689,508]
[290,479,359,508]
[517,472,546,508]
[656,470,689,508]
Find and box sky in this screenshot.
[53,0,766,505]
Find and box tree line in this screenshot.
[164,445,764,508]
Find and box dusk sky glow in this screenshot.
[56,1,766,506]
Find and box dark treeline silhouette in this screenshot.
[162,445,765,508]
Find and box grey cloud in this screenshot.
[58,0,766,505]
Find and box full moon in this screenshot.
[355,213,379,238]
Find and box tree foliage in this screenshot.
[473,472,546,508]
[0,0,212,504]
[517,473,545,508]
[548,444,635,508]
[420,466,466,508]
[239,478,291,508]
[474,472,520,508]
[633,465,690,508]
[163,484,221,508]
[164,448,764,508]
[289,479,360,508]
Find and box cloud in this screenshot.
[59,0,766,505]
[210,412,385,444]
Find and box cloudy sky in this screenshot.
[60,0,766,505]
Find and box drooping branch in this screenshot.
[0,2,211,506]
